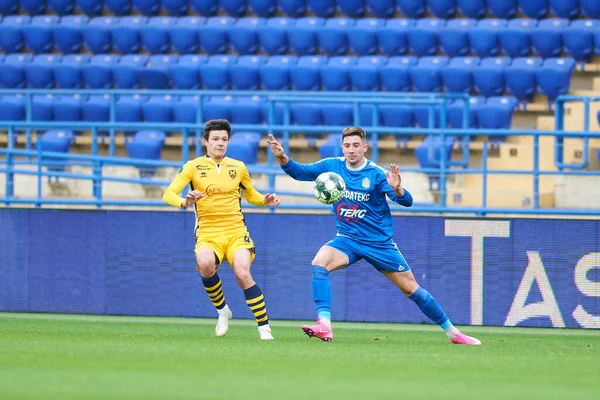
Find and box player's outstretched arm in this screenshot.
[384,163,413,207]
[267,134,289,166]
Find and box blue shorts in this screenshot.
[325,235,411,273]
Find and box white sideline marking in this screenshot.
[0,312,598,336]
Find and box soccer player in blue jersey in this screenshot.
[267,127,481,345]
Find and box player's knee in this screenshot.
[233,268,252,285]
[196,256,218,277]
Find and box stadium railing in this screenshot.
[1,90,600,216]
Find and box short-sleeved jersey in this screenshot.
[282,157,413,243]
[163,156,265,235]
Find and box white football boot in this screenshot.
[258,324,274,340]
[215,305,232,337]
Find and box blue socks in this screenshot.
[408,286,450,328]
[311,266,332,321]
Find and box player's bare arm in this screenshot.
[267,134,289,165]
[385,163,405,197]
[181,189,205,208]
[263,193,281,207]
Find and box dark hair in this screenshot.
[342,126,366,141]
[203,119,231,140]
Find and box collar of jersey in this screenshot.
[346,158,368,171]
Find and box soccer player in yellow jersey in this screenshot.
[163,119,281,340]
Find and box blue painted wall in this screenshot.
[0,209,598,328]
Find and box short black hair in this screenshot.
[203,119,231,140]
[342,126,366,141]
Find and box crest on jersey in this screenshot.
[229,170,237,179]
[361,177,370,188]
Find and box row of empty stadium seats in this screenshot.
[1,16,599,60]
[2,0,600,19]
[0,93,517,130]
[0,54,575,101]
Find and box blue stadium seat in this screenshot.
[379,104,414,127]
[350,55,387,91]
[232,132,262,154]
[428,0,457,18]
[339,0,366,17]
[468,19,505,57]
[413,105,441,128]
[54,54,90,88]
[203,95,234,121]
[199,16,235,54]
[396,0,425,18]
[126,130,166,177]
[288,17,324,55]
[230,55,266,90]
[250,0,277,17]
[477,96,517,129]
[308,0,335,18]
[378,18,413,56]
[169,16,204,54]
[170,54,206,89]
[322,103,354,126]
[0,95,26,120]
[41,130,75,172]
[53,15,88,54]
[549,0,579,18]
[190,0,218,15]
[116,95,146,122]
[409,56,448,92]
[77,0,103,15]
[113,54,148,88]
[407,18,444,57]
[140,16,174,54]
[105,0,132,15]
[230,96,264,124]
[291,102,322,125]
[473,56,511,97]
[380,56,417,92]
[595,30,600,56]
[259,55,297,90]
[499,19,537,58]
[21,0,47,15]
[439,18,476,57]
[220,0,247,16]
[26,54,61,88]
[111,16,147,54]
[348,18,385,56]
[258,17,294,55]
[261,100,287,124]
[82,54,120,88]
[24,16,58,54]
[505,57,542,102]
[415,136,455,180]
[0,0,18,15]
[82,94,110,121]
[441,56,479,93]
[531,18,568,59]
[226,141,258,164]
[581,0,600,18]
[162,0,189,15]
[517,0,548,19]
[53,95,83,122]
[229,17,265,55]
[200,55,237,90]
[318,18,354,56]
[447,96,485,128]
[536,58,576,102]
[141,95,174,122]
[320,56,357,91]
[563,20,598,63]
[32,94,54,121]
[457,0,486,18]
[487,0,516,18]
[290,55,327,90]
[278,0,306,17]
[83,17,118,54]
[173,95,201,123]
[139,54,178,89]
[0,53,33,88]
[0,16,31,54]
[319,134,344,158]
[132,0,160,15]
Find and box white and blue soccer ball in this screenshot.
[314,172,345,205]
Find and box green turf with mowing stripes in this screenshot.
[0,314,598,400]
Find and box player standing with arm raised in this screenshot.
[267,127,481,345]
[164,119,280,340]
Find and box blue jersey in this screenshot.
[282,157,413,243]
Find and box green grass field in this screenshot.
[0,313,598,400]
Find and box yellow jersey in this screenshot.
[163,156,266,235]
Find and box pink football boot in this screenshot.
[302,318,333,342]
[450,331,482,345]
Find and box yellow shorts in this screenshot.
[195,229,255,267]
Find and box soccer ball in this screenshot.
[314,172,345,204]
